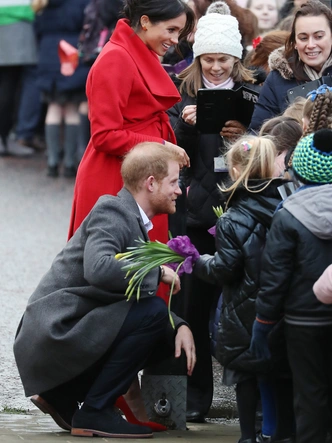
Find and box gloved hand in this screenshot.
[250,318,275,360]
[220,120,246,141]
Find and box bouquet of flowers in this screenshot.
[115,235,200,328]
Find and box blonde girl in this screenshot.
[193,135,293,443]
[167,8,259,421]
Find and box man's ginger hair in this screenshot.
[121,142,182,193]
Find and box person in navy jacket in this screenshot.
[249,0,332,133]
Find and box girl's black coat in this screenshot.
[194,180,285,374]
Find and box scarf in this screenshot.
[202,74,235,90]
[304,53,332,80]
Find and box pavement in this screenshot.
[0,140,240,442]
[0,412,240,442]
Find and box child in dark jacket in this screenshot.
[250,129,332,443]
[167,6,259,419]
[194,134,290,443]
[34,0,90,177]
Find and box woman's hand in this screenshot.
[220,120,246,141]
[164,141,190,168]
[181,105,197,126]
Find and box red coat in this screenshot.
[68,19,181,244]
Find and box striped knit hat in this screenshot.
[292,129,332,184]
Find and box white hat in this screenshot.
[193,13,243,59]
[206,1,231,15]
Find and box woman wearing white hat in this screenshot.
[167,2,260,425]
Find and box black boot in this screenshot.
[0,135,9,156]
[47,165,59,178]
[256,432,272,442]
[63,124,78,174]
[45,124,61,175]
[71,405,153,438]
[63,166,76,178]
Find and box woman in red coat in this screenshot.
[68,0,195,244]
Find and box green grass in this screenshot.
[2,406,28,414]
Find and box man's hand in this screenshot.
[220,120,246,141]
[160,266,181,294]
[175,325,196,376]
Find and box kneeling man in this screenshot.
[14,142,196,438]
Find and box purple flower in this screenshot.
[167,235,199,259]
[208,225,216,237]
[166,235,200,276]
[166,258,195,276]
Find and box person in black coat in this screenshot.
[34,0,90,177]
[167,5,260,422]
[249,0,332,133]
[250,129,332,443]
[194,134,290,443]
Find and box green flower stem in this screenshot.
[212,205,224,218]
[116,239,190,326]
[168,262,183,329]
[125,256,182,299]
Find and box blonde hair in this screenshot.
[178,56,255,97]
[121,142,181,193]
[220,135,277,206]
[283,96,306,126]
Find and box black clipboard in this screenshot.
[287,76,332,103]
[196,85,260,133]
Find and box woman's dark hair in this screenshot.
[259,116,303,154]
[123,0,195,41]
[284,0,332,81]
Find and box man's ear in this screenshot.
[146,175,155,192]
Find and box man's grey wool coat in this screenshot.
[14,188,182,396]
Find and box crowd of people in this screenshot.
[4,0,332,442]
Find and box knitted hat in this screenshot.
[292,129,332,184]
[193,12,243,59]
[206,1,231,15]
